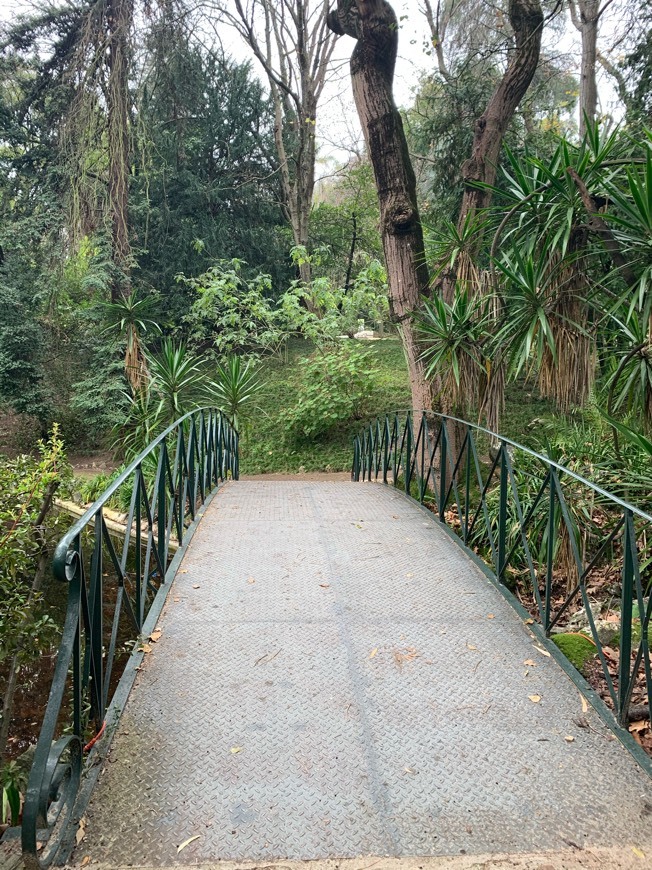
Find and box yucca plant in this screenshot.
[146,339,205,422]
[417,288,491,418]
[100,291,160,393]
[206,356,263,431]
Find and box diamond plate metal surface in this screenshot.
[74,481,652,866]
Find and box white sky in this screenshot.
[0,0,623,175]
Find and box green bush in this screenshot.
[285,344,377,440]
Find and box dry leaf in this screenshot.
[319,583,330,588]
[138,643,152,654]
[533,645,551,657]
[230,746,242,754]
[580,693,589,713]
[629,720,649,733]
[76,818,87,846]
[177,835,200,853]
[528,694,542,703]
[632,847,646,859]
[179,569,188,574]
[487,614,495,619]
[523,659,537,667]
[369,647,378,659]
[564,735,575,743]
[192,584,200,589]
[173,596,180,602]
[404,766,416,774]
[149,630,162,642]
[466,643,477,651]
[524,670,529,677]
[406,573,414,578]
[81,857,90,867]
[247,577,256,584]
[524,618,534,625]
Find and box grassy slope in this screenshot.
[239,337,411,474]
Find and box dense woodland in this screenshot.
[2,0,652,827]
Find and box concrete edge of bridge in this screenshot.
[62,847,650,870]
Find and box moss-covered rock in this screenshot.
[551,632,597,672]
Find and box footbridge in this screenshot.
[15,410,652,868]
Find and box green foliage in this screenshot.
[206,356,263,431]
[0,427,70,664]
[183,260,283,356]
[285,344,378,440]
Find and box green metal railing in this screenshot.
[21,408,238,869]
[353,411,652,743]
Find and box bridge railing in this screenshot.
[353,410,652,740]
[21,408,238,869]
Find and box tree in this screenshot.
[210,0,337,282]
[327,0,435,411]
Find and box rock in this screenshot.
[353,329,381,341]
[568,600,601,629]
[591,619,620,646]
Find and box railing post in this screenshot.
[618,510,635,724]
[383,415,390,484]
[438,421,447,521]
[405,413,413,495]
[89,512,104,724]
[497,443,508,582]
[544,468,556,633]
[157,442,168,573]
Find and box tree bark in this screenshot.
[328,0,435,412]
[456,0,543,236]
[106,0,133,301]
[568,0,599,137]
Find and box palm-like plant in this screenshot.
[100,291,160,393]
[146,339,205,422]
[205,356,263,431]
[417,288,490,417]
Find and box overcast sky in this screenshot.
[0,0,622,173]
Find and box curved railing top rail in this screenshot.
[366,409,652,525]
[52,406,228,583]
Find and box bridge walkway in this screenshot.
[72,481,652,866]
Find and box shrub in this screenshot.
[285,344,377,440]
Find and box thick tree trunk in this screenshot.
[569,0,599,137]
[106,0,132,301]
[328,0,435,412]
[457,0,543,236]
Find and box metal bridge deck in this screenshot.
[75,481,652,866]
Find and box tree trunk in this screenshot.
[328,0,435,412]
[573,0,599,137]
[106,0,133,301]
[456,0,544,238]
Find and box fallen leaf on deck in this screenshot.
[369,648,378,659]
[466,643,477,650]
[487,614,495,619]
[247,577,256,584]
[580,693,589,713]
[177,835,200,853]
[523,659,537,667]
[404,767,416,775]
[632,847,646,859]
[230,746,242,754]
[173,597,180,602]
[533,645,551,657]
[319,583,330,588]
[179,570,188,574]
[76,818,87,845]
[528,694,541,703]
[564,735,575,743]
[81,857,90,867]
[192,584,200,589]
[524,618,534,625]
[138,643,152,654]
[149,630,162,642]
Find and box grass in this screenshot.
[239,337,411,474]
